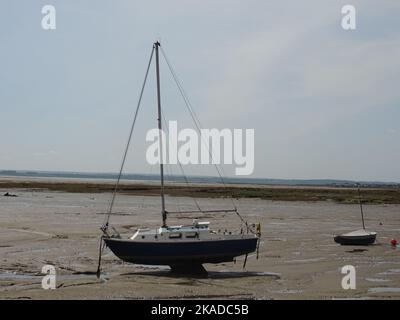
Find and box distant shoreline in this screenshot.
[1,170,399,188]
[1,176,400,204]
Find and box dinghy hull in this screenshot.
[334,232,376,246]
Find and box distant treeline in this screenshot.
[1,180,400,204]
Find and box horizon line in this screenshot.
[0,169,399,185]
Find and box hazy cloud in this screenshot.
[0,1,399,181]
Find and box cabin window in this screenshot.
[169,232,182,239]
[141,235,145,239]
[185,232,198,238]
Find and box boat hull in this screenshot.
[334,233,376,246]
[104,237,258,266]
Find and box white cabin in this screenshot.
[130,220,252,242]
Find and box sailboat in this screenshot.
[334,186,376,245]
[96,42,260,276]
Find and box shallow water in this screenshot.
[284,257,325,263]
[377,269,400,276]
[368,287,400,293]
[365,278,390,283]
[0,272,37,281]
[0,272,97,282]
[270,289,303,294]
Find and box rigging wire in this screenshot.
[159,47,234,199]
[161,140,181,215]
[101,46,155,234]
[160,108,203,213]
[97,45,155,278]
[159,46,249,229]
[159,47,230,181]
[139,162,154,210]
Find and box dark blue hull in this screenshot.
[104,237,258,266]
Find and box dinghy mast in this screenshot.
[357,186,365,230]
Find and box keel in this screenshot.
[169,264,208,276]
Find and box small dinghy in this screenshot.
[334,186,377,246]
[334,229,376,246]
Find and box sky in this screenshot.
[0,0,399,182]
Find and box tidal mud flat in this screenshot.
[1,187,400,299]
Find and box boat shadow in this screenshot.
[121,269,281,280]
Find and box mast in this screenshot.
[155,41,167,227]
[357,186,365,230]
